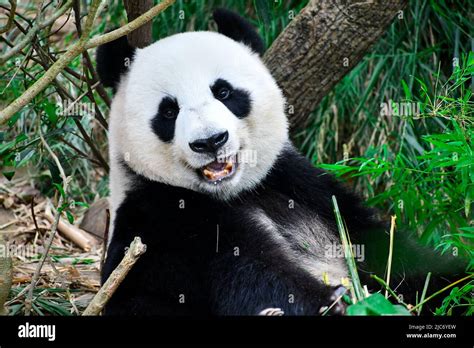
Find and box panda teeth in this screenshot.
[202,165,232,181]
[201,156,237,183]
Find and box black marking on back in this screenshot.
[96,35,136,91]
[213,8,265,56]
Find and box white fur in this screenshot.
[108,31,288,212]
[249,209,348,287]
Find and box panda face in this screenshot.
[111,31,288,199]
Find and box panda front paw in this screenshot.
[319,285,348,316]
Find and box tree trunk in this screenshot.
[264,0,407,134]
[124,0,154,48]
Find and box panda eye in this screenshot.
[216,87,231,100]
[163,107,178,119]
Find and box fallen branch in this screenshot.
[82,237,147,315]
[44,206,98,251]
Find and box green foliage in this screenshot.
[347,293,411,316]
[332,196,364,302]
[316,2,474,313]
[8,287,84,316]
[435,283,474,316]
[319,54,473,261]
[298,0,473,165]
[333,196,412,315]
[1,0,472,315]
[152,0,305,47]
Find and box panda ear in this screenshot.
[96,35,136,90]
[213,8,265,56]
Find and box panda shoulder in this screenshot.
[265,143,379,229]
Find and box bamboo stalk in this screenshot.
[385,215,396,298]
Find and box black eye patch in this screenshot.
[210,79,251,118]
[150,96,179,143]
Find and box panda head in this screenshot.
[97,9,288,200]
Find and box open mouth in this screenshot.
[199,154,238,183]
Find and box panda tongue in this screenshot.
[206,160,227,171]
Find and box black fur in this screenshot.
[151,97,180,143]
[103,144,463,315]
[96,35,136,91]
[213,8,265,55]
[211,79,252,118]
[263,148,465,309]
[103,145,341,315]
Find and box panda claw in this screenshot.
[258,307,285,316]
[331,285,348,300]
[321,285,348,315]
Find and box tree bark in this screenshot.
[124,0,154,48]
[264,0,407,134]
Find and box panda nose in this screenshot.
[189,131,229,153]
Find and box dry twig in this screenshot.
[0,0,74,63]
[82,237,146,315]
[0,0,16,35]
[24,127,71,315]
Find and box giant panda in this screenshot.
[96,9,464,316]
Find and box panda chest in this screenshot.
[130,193,228,257]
